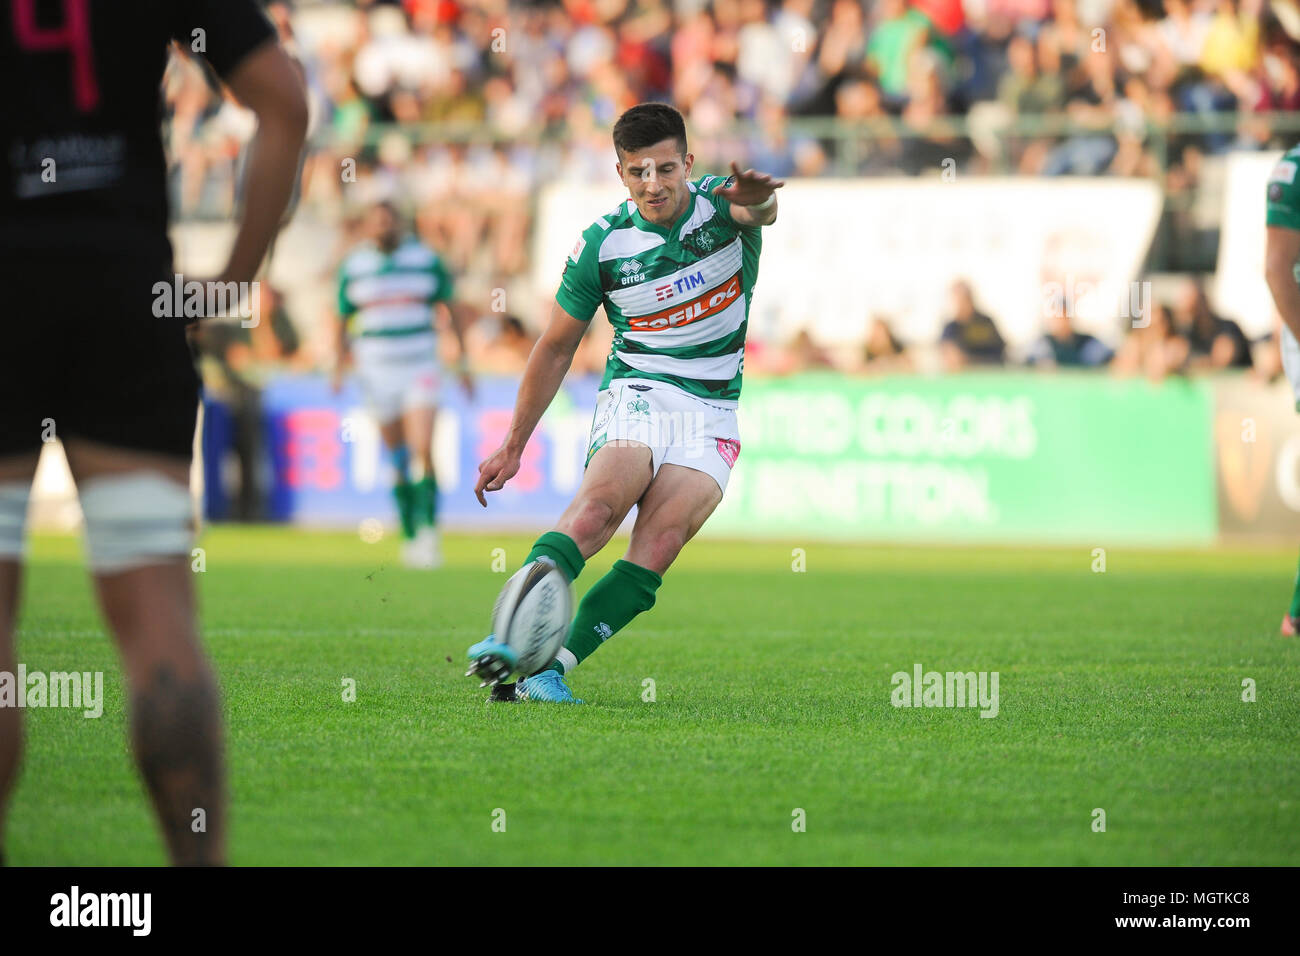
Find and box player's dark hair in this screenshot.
[613,103,688,161]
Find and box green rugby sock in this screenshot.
[416,474,439,527]
[524,531,585,584]
[1289,551,1300,619]
[547,559,661,674]
[392,481,418,540]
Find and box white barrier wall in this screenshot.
[533,176,1163,351]
[1217,150,1285,339]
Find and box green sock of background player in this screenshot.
[390,445,417,540]
[1290,551,1300,621]
[518,531,662,675]
[416,473,438,528]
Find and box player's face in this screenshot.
[367,206,400,249]
[617,140,694,225]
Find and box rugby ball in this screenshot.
[491,561,573,678]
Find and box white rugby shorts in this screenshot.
[354,354,441,422]
[585,378,741,494]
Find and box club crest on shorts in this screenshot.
[626,398,651,416]
[716,438,741,468]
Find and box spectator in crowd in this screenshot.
[771,328,838,374]
[1111,302,1190,382]
[867,0,941,105]
[859,315,915,373]
[832,72,902,172]
[1201,0,1262,105]
[476,315,536,375]
[939,280,1007,370]
[1171,279,1254,369]
[1000,33,1056,116]
[901,49,971,172]
[1025,294,1115,368]
[1042,44,1120,174]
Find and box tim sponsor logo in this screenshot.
[653,270,707,301]
[50,886,151,936]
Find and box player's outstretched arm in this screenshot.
[218,41,309,285]
[715,161,785,227]
[444,301,479,399]
[329,311,350,394]
[1266,226,1300,343]
[475,301,588,506]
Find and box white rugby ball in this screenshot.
[492,561,573,678]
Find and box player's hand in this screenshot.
[715,161,785,207]
[475,444,520,507]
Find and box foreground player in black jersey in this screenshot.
[0,0,307,865]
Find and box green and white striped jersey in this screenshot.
[556,174,763,403]
[337,237,454,362]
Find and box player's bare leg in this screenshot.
[552,442,654,558]
[0,453,39,860]
[403,405,436,482]
[377,419,406,458]
[623,464,723,576]
[63,440,225,866]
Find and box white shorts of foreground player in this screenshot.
[585,378,741,495]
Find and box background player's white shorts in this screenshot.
[586,378,741,494]
[356,357,441,422]
[1282,325,1300,412]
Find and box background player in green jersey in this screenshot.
[467,103,783,701]
[334,201,476,569]
[1264,143,1300,635]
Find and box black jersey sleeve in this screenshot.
[169,0,277,79]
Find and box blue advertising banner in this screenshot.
[204,375,601,530]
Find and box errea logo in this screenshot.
[619,259,647,286]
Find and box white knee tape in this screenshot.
[0,482,31,559]
[79,473,194,573]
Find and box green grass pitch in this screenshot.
[6,527,1299,865]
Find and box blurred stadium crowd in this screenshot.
[167,0,1300,386]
